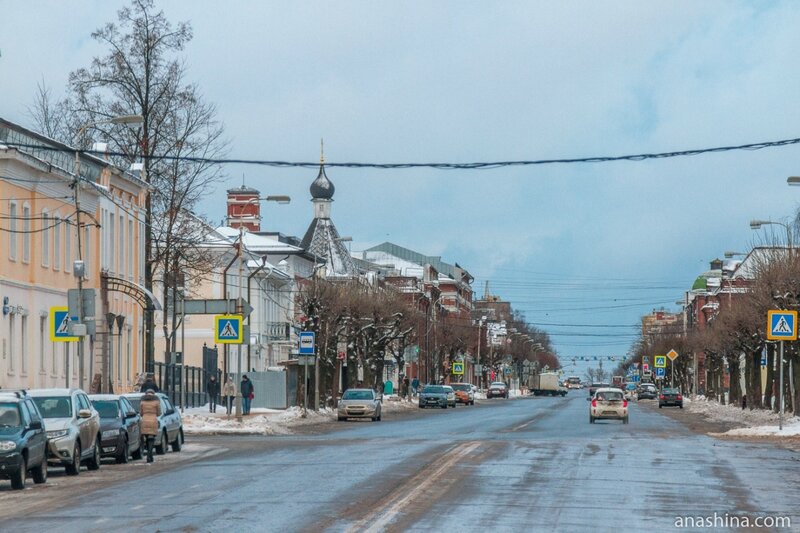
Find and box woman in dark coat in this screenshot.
[140,389,161,463]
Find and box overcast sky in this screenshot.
[3,1,800,366]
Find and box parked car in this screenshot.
[450,383,475,405]
[487,382,509,399]
[442,386,457,408]
[89,394,143,463]
[659,388,684,408]
[29,388,102,475]
[0,390,48,489]
[418,385,449,408]
[337,389,382,421]
[637,383,658,400]
[589,388,629,424]
[123,393,183,455]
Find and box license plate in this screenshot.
[103,447,115,453]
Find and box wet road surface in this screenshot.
[1,394,798,532]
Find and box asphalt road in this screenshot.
[2,394,799,532]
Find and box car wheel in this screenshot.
[65,442,81,476]
[11,457,26,490]
[116,438,130,464]
[623,416,629,424]
[418,404,425,409]
[679,405,683,409]
[441,404,447,409]
[155,431,167,455]
[589,415,595,424]
[659,404,663,409]
[86,438,101,471]
[31,456,47,484]
[171,430,182,452]
[131,440,143,460]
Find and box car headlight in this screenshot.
[102,429,120,439]
[47,429,69,439]
[0,441,16,452]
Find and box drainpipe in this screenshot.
[222,241,241,380]
[247,256,270,372]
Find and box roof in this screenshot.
[300,217,358,277]
[365,242,457,278]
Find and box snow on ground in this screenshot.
[687,396,800,437]
[182,397,419,436]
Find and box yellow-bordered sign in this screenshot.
[452,361,465,375]
[767,310,798,341]
[654,355,666,368]
[214,315,243,344]
[50,306,78,342]
[666,349,679,361]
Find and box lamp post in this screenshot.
[230,196,290,421]
[424,295,445,384]
[73,114,143,391]
[476,316,486,390]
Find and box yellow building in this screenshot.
[0,118,150,392]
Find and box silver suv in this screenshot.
[29,388,102,475]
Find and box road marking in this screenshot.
[347,441,481,533]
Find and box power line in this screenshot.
[4,135,800,170]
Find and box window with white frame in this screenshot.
[20,314,28,375]
[126,324,132,384]
[53,214,61,271]
[8,314,15,373]
[41,209,50,267]
[119,214,125,279]
[22,204,30,263]
[108,214,115,273]
[65,223,72,272]
[39,315,46,373]
[8,200,17,260]
[128,219,134,281]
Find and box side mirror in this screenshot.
[166,409,175,416]
[78,409,92,418]
[29,420,43,430]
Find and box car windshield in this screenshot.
[451,384,470,391]
[663,388,680,394]
[92,400,120,418]
[32,396,72,418]
[0,404,21,427]
[342,390,374,400]
[423,386,445,394]
[491,383,506,388]
[596,391,624,401]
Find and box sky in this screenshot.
[3,1,800,372]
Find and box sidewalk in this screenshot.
[182,396,420,436]
[685,395,800,438]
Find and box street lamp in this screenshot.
[750,219,792,250]
[723,251,748,259]
[787,176,800,186]
[73,114,143,391]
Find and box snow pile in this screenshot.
[688,397,800,437]
[182,406,335,436]
[508,389,524,398]
[474,391,487,400]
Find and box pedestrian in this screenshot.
[222,376,236,415]
[240,375,254,415]
[206,375,220,413]
[140,389,161,463]
[401,376,410,400]
[139,373,159,393]
[411,377,419,397]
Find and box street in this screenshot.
[1,394,798,532]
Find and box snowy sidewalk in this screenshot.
[686,396,800,438]
[182,396,420,436]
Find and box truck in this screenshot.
[612,375,624,390]
[529,372,567,396]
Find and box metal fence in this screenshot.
[229,370,288,409]
[149,362,222,409]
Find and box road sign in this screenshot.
[767,310,798,341]
[299,331,316,354]
[214,315,243,344]
[181,297,253,316]
[655,367,666,378]
[642,356,650,365]
[642,363,650,372]
[654,355,667,368]
[297,355,316,366]
[50,307,78,342]
[452,362,465,375]
[631,374,640,382]
[666,349,679,361]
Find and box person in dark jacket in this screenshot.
[240,375,254,415]
[207,375,220,413]
[139,374,159,393]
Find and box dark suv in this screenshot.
[0,390,48,489]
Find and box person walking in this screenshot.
[222,376,236,415]
[411,377,419,397]
[240,375,254,415]
[402,376,410,401]
[206,375,220,413]
[140,389,161,463]
[139,373,159,393]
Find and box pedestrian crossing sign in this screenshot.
[452,362,464,375]
[767,310,797,341]
[654,355,666,368]
[50,307,78,342]
[214,315,243,344]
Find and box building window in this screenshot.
[53,215,61,271]
[8,201,17,261]
[41,209,50,267]
[20,314,28,375]
[125,325,132,384]
[39,315,46,373]
[139,221,145,284]
[8,314,15,373]
[22,204,30,263]
[108,214,115,274]
[119,214,125,279]
[128,219,133,281]
[65,223,72,272]
[84,226,91,279]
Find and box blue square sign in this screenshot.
[655,367,666,378]
[299,331,315,354]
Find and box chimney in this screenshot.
[709,258,723,271]
[226,185,261,231]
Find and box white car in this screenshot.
[29,388,102,475]
[589,387,629,424]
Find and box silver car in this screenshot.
[123,393,184,454]
[337,389,382,421]
[442,386,457,408]
[29,388,102,475]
